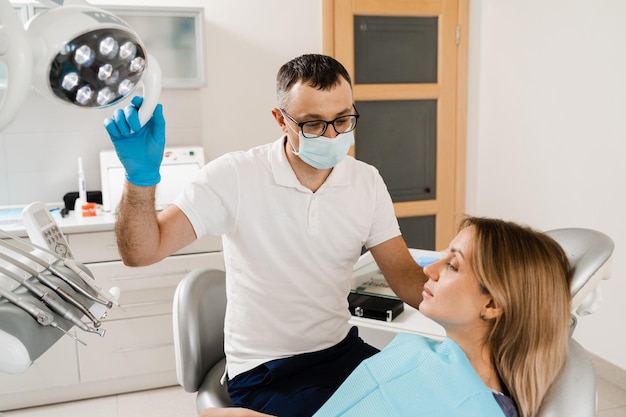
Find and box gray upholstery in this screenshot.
[534,228,613,417]
[546,228,614,313]
[172,268,232,410]
[197,357,232,409]
[173,228,613,415]
[536,338,597,417]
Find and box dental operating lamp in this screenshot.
[0,0,161,131]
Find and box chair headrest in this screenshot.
[545,228,614,312]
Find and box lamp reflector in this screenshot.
[49,28,146,108]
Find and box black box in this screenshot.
[348,292,404,322]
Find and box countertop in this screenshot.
[0,204,118,237]
[0,203,223,255]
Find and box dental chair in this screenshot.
[172,228,614,415]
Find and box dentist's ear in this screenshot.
[271,108,288,133]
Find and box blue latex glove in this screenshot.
[103,96,166,187]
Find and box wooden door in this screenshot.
[323,0,469,250]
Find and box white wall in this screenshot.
[466,0,626,370]
[1,0,624,371]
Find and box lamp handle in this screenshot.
[0,0,33,131]
[137,54,162,127]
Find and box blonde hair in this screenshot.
[460,217,571,417]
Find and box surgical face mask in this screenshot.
[287,129,355,170]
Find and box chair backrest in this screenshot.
[172,268,226,392]
[545,228,614,316]
[536,338,596,417]
[536,228,614,417]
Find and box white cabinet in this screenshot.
[78,315,177,383]
[0,229,223,411]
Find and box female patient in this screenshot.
[199,217,571,417]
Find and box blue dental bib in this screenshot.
[313,333,506,417]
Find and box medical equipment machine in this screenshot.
[21,201,120,310]
[100,147,206,212]
[172,228,614,416]
[22,201,75,259]
[0,0,162,131]
[0,203,119,374]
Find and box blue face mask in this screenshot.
[287,129,355,170]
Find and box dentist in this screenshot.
[104,54,427,417]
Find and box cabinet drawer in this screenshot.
[87,252,224,320]
[68,231,119,262]
[77,315,176,383]
[88,252,224,291]
[102,286,177,321]
[67,231,222,263]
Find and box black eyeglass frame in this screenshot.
[280,105,360,139]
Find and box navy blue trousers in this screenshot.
[227,326,379,417]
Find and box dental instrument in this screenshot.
[0,250,105,336]
[0,260,102,327]
[0,235,112,310]
[0,285,85,346]
[0,229,120,310]
[0,263,98,329]
[20,201,121,309]
[61,259,121,309]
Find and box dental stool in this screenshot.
[172,228,614,415]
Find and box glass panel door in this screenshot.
[325,0,466,249]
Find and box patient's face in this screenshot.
[419,226,492,331]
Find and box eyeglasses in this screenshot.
[280,105,360,139]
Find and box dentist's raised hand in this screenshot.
[104,96,166,187]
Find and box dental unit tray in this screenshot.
[0,229,119,374]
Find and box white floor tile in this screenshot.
[117,386,197,417]
[2,395,117,417]
[597,406,626,417]
[599,378,626,411]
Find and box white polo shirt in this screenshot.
[174,137,400,379]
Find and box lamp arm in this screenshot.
[0,0,33,131]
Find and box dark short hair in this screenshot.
[276,54,352,107]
